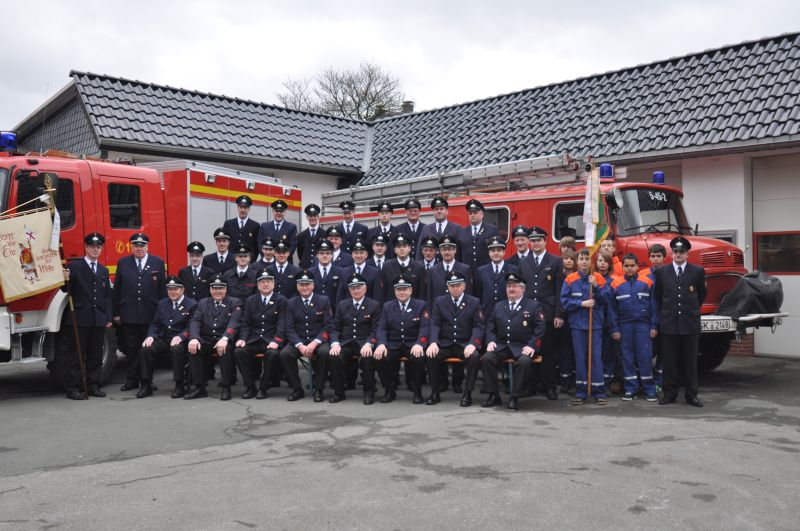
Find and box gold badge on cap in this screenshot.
[547,275,552,281]
[689,285,695,292]
[523,320,528,327]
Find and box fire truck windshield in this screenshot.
[611,187,693,236]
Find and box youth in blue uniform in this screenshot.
[609,254,659,401]
[647,243,667,387]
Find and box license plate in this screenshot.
[701,317,732,332]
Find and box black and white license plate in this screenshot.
[701,317,733,332]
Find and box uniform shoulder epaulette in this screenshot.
[637,272,654,287]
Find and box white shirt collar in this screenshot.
[398,259,409,267]
[533,250,546,259]
[173,296,185,306]
[237,266,249,274]
[353,297,365,306]
[262,293,273,304]
[452,295,463,305]
[492,260,505,270]
[84,257,97,268]
[673,261,686,274]
[518,250,530,258]
[333,249,341,259]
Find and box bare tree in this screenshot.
[277,62,405,121]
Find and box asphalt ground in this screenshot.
[1,355,799,530]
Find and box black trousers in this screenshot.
[660,333,700,401]
[330,343,373,396]
[279,343,330,392]
[482,349,534,398]
[426,344,480,394]
[234,340,279,390]
[139,338,186,382]
[189,341,236,387]
[118,323,150,383]
[531,321,558,390]
[377,346,425,393]
[62,325,105,391]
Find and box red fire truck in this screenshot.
[321,153,785,371]
[0,144,301,383]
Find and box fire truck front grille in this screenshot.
[732,250,744,265]
[701,251,727,266]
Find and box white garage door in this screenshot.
[752,153,800,358]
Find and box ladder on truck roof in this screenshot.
[321,153,594,215]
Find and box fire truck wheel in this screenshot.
[697,333,732,373]
[98,328,119,385]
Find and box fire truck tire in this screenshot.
[697,333,732,373]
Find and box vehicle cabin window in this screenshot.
[108,183,142,229]
[484,206,510,241]
[756,233,800,274]
[16,174,75,229]
[553,202,585,241]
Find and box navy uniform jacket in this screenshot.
[425,261,473,306]
[366,225,397,259]
[189,295,242,344]
[375,298,430,350]
[297,226,327,268]
[146,297,197,342]
[474,261,519,318]
[268,262,302,299]
[113,254,167,324]
[223,267,258,301]
[222,218,260,257]
[395,221,427,260]
[336,221,369,254]
[485,297,546,358]
[64,259,113,327]
[178,265,215,301]
[332,251,355,269]
[252,258,276,274]
[429,293,485,349]
[258,220,298,260]
[457,223,500,270]
[285,294,333,345]
[381,259,425,302]
[654,263,706,335]
[416,220,461,257]
[506,251,531,268]
[202,252,236,275]
[415,258,440,275]
[239,292,288,347]
[337,263,383,303]
[312,263,345,308]
[331,297,382,348]
[518,252,564,321]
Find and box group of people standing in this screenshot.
[59,193,706,410]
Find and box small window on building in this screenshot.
[756,232,800,274]
[553,202,586,241]
[15,173,75,229]
[108,183,141,229]
[484,206,510,241]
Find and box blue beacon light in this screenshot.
[652,171,665,184]
[1,131,18,152]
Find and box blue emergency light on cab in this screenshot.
[599,162,614,182]
[652,170,665,184]
[1,131,17,152]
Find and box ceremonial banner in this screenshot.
[0,210,64,302]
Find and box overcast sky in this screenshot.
[3,0,799,128]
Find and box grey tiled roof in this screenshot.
[360,32,800,185]
[71,71,369,172]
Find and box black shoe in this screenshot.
[507,397,519,410]
[363,393,375,405]
[329,394,346,403]
[459,390,472,407]
[380,390,396,404]
[136,383,153,398]
[241,387,257,399]
[658,396,676,405]
[287,389,305,401]
[452,384,463,394]
[481,393,502,407]
[256,389,269,400]
[66,390,86,400]
[221,386,232,401]
[120,381,138,392]
[412,393,424,404]
[425,392,441,405]
[313,390,324,403]
[546,387,558,400]
[184,387,208,399]
[88,386,106,398]
[171,384,185,399]
[686,397,704,408]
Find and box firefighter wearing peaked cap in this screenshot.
[223,194,260,260]
[367,201,396,259]
[223,244,258,301]
[180,242,215,302]
[258,199,298,264]
[298,203,326,268]
[336,200,368,254]
[395,197,426,260]
[325,226,355,269]
[416,235,440,272]
[381,233,425,302]
[416,196,462,258]
[475,235,519,319]
[458,198,500,272]
[203,228,235,274]
[507,225,532,267]
[268,240,302,299]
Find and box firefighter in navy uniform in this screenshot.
[270,241,301,299]
[366,201,396,259]
[395,198,426,260]
[506,225,532,267]
[336,200,369,254]
[297,203,326,268]
[223,194,260,260]
[329,273,382,404]
[415,236,439,272]
[253,238,277,273]
[137,276,197,399]
[481,272,546,410]
[185,275,243,400]
[474,236,519,319]
[278,270,333,402]
[654,236,706,407]
[258,199,298,263]
[60,233,113,400]
[337,239,383,303]
[223,244,258,300]
[114,232,167,392]
[179,242,215,301]
[381,234,424,302]
[327,226,355,268]
[425,271,484,407]
[203,228,236,274]
[233,270,288,400]
[312,240,345,308]
[457,198,500,273]
[416,196,461,258]
[518,225,564,400]
[373,276,431,404]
